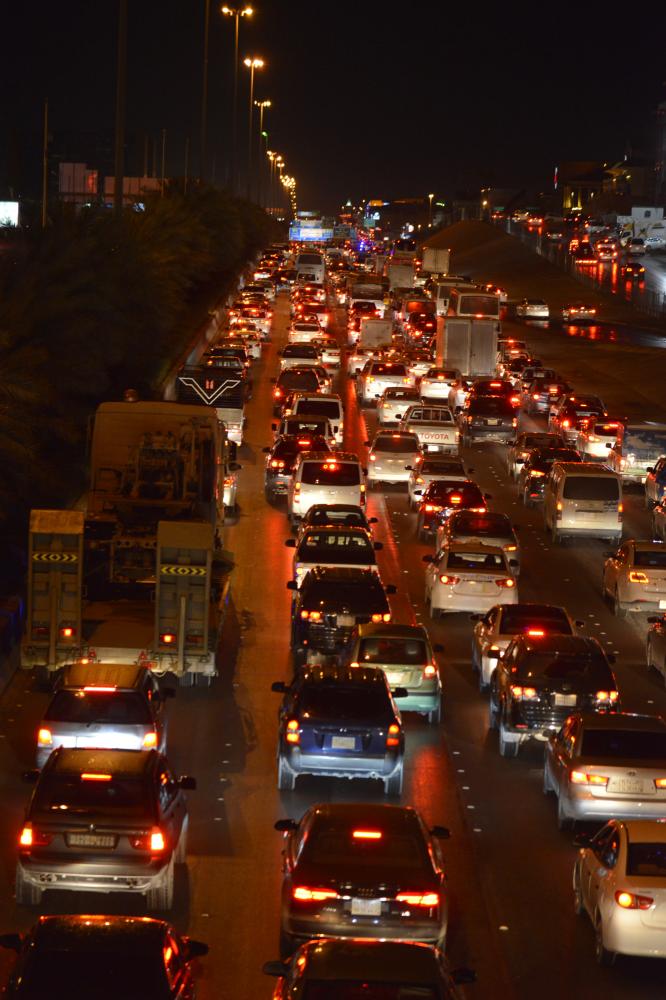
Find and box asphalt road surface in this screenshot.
[0,292,664,999]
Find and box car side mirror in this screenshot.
[0,934,22,952]
[573,833,591,848]
[284,539,296,548]
[422,554,434,563]
[509,559,519,569]
[605,442,612,448]
[178,776,197,791]
[229,462,242,472]
[487,649,501,660]
[271,681,287,693]
[433,642,444,652]
[451,968,476,985]
[182,937,209,959]
[430,824,451,839]
[392,687,409,698]
[385,584,397,594]
[286,581,297,590]
[405,465,413,471]
[373,542,383,551]
[466,467,475,474]
[647,467,654,474]
[263,960,290,977]
[413,489,423,496]
[575,620,585,628]
[362,468,368,476]
[515,457,525,465]
[274,819,297,833]
[22,770,39,784]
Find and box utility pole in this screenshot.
[161,128,167,195]
[200,0,211,182]
[41,98,49,228]
[184,136,190,195]
[113,0,128,218]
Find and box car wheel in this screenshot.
[427,700,442,725]
[147,857,175,911]
[384,765,404,796]
[175,817,189,863]
[613,588,626,619]
[573,865,584,917]
[557,794,573,831]
[15,867,41,907]
[277,755,296,791]
[499,720,519,758]
[595,914,615,966]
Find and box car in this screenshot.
[575,244,598,265]
[311,335,341,368]
[347,346,380,378]
[518,366,559,396]
[577,417,624,461]
[286,393,344,445]
[645,456,666,508]
[263,434,332,497]
[357,360,414,406]
[621,260,646,280]
[595,246,618,263]
[602,540,666,616]
[436,510,521,575]
[287,567,396,666]
[524,378,572,417]
[0,914,209,999]
[515,298,549,319]
[518,446,582,506]
[549,394,607,442]
[344,623,443,723]
[407,455,468,509]
[562,302,598,323]
[271,666,405,794]
[627,237,646,256]
[471,602,582,693]
[286,525,381,588]
[36,663,174,769]
[279,343,322,372]
[483,283,507,304]
[469,378,519,407]
[288,452,366,526]
[544,713,666,829]
[572,819,666,964]
[16,747,195,908]
[459,396,517,445]
[419,367,461,401]
[489,634,620,759]
[423,542,518,618]
[607,422,666,485]
[271,414,336,448]
[274,803,450,954]
[288,320,321,343]
[263,938,474,998]
[366,431,421,486]
[507,431,565,480]
[645,235,666,250]
[447,377,475,413]
[416,480,489,538]
[376,386,422,425]
[272,368,325,416]
[297,503,378,537]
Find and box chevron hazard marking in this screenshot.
[160,564,207,577]
[32,552,78,563]
[178,377,241,406]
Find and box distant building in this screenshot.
[58,163,99,207]
[103,176,163,206]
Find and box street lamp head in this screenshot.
[241,6,253,14]
[244,56,264,68]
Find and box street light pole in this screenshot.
[113,0,128,218]
[428,192,434,228]
[200,0,210,183]
[222,6,253,195]
[254,99,270,205]
[243,57,264,200]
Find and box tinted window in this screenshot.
[302,828,429,871]
[627,843,666,878]
[35,775,148,816]
[531,449,581,471]
[562,477,619,501]
[384,389,420,400]
[358,638,428,665]
[451,513,512,537]
[581,729,666,759]
[45,691,151,725]
[371,364,408,376]
[298,683,391,721]
[469,398,514,416]
[18,951,167,999]
[307,509,366,528]
[428,483,483,504]
[498,606,572,635]
[421,461,464,475]
[304,581,387,613]
[516,651,613,685]
[295,400,341,419]
[284,345,318,357]
[300,532,373,556]
[279,370,320,391]
[446,551,505,571]
[634,550,666,568]
[375,437,419,453]
[301,462,361,486]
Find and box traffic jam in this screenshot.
[5,235,666,999]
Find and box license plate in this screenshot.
[67,833,116,849]
[331,736,357,750]
[386,673,404,685]
[486,418,500,426]
[427,444,439,451]
[351,897,382,916]
[554,693,577,707]
[610,778,645,795]
[660,600,666,609]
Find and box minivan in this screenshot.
[288,452,366,525]
[543,462,622,544]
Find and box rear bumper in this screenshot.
[432,590,517,615]
[17,857,171,895]
[566,790,666,822]
[285,914,445,946]
[282,749,401,780]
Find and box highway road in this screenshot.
[0,290,664,998]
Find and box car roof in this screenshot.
[48,748,157,777]
[299,938,441,982]
[61,662,146,691]
[575,712,666,732]
[300,665,387,686]
[356,623,429,640]
[32,914,167,951]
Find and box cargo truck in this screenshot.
[421,247,450,275]
[359,317,393,349]
[436,318,498,379]
[386,262,415,291]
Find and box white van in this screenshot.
[543,462,622,544]
[288,452,366,525]
[295,251,325,284]
[289,393,344,445]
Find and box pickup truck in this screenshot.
[398,404,460,455]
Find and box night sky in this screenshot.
[2,1,666,211]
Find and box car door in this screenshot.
[145,672,167,746]
[609,543,629,598]
[157,762,186,855]
[582,823,618,914]
[548,718,576,795]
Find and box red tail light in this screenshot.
[439,574,460,585]
[270,459,286,469]
[300,610,322,621]
[615,890,653,910]
[510,685,538,700]
[424,504,442,513]
[160,632,177,646]
[59,626,76,639]
[570,770,608,786]
[293,886,339,902]
[396,891,439,907]
[423,663,437,679]
[19,824,52,849]
[495,578,515,589]
[130,827,167,852]
[594,690,619,703]
[386,723,401,747]
[285,719,300,744]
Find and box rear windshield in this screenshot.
[284,345,318,358]
[302,824,430,872]
[279,370,320,391]
[384,389,420,400]
[469,398,514,416]
[627,843,666,878]
[17,953,166,999]
[531,449,581,470]
[299,532,373,559]
[451,514,512,538]
[516,651,613,684]
[370,364,407,376]
[456,294,500,317]
[302,984,438,1000]
[301,462,360,486]
[429,483,483,504]
[45,691,151,725]
[562,476,619,501]
[283,419,328,436]
[498,606,572,635]
[358,637,428,665]
[375,436,419,453]
[446,551,506,571]
[421,461,464,475]
[35,774,148,816]
[595,423,620,435]
[304,581,386,612]
[298,683,391,721]
[581,728,666,760]
[295,400,340,419]
[306,509,366,528]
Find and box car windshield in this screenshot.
[358,637,428,665]
[375,437,419,453]
[627,843,666,878]
[581,728,666,760]
[451,514,512,538]
[516,651,613,685]
[446,550,505,571]
[298,683,392,722]
[19,951,167,999]
[301,462,360,486]
[44,691,151,725]
[302,983,439,999]
[498,606,572,635]
[34,774,149,817]
[562,477,619,501]
[295,400,340,419]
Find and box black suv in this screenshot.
[263,435,332,497]
[272,368,322,416]
[416,480,488,538]
[489,634,620,758]
[459,396,516,445]
[519,446,581,507]
[288,567,396,667]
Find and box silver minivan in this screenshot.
[288,452,366,525]
[543,463,622,544]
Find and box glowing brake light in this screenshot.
[285,719,300,744]
[19,824,52,848]
[424,504,442,513]
[352,830,382,840]
[615,890,653,910]
[423,663,437,679]
[439,574,460,585]
[594,690,619,703]
[150,829,166,852]
[570,770,609,786]
[526,629,545,637]
[654,778,666,789]
[629,571,649,583]
[37,727,52,746]
[293,886,339,902]
[270,459,286,469]
[142,731,158,749]
[160,632,177,645]
[510,685,538,700]
[300,610,322,621]
[386,723,401,747]
[396,892,439,907]
[81,772,112,782]
[83,685,117,693]
[496,578,515,589]
[59,626,76,639]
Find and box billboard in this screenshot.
[289,223,334,242]
[0,202,19,227]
